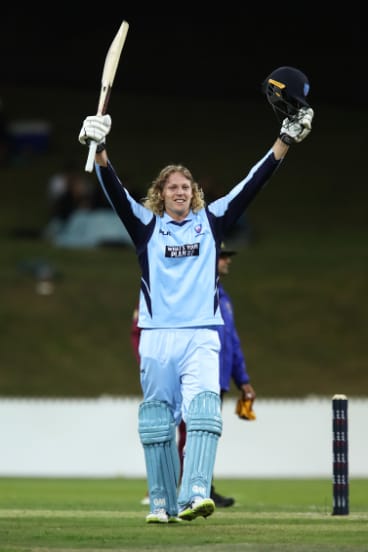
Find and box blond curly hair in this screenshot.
[142,164,205,216]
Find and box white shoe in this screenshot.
[140,496,150,506]
[146,508,169,523]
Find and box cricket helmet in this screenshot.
[263,66,310,120]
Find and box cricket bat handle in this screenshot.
[85,140,98,173]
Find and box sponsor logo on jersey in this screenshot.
[165,243,200,257]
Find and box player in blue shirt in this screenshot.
[78,67,313,523]
[211,244,256,505]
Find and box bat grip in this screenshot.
[85,140,98,173]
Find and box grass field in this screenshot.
[1,478,367,551]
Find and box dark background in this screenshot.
[2,6,366,105]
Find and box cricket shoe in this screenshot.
[146,508,182,524]
[178,497,215,521]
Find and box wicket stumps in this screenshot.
[332,394,349,515]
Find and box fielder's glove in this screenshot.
[280,106,314,145]
[235,398,256,421]
[78,114,112,149]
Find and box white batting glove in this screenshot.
[78,114,112,146]
[280,107,314,145]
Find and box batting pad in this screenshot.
[138,400,180,516]
[178,391,222,509]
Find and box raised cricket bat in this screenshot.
[85,20,129,173]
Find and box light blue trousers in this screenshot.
[139,328,221,424]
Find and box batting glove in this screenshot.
[78,114,112,146]
[280,107,314,145]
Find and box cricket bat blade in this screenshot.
[85,20,129,172]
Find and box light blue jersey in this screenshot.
[138,209,221,327]
[96,148,281,329]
